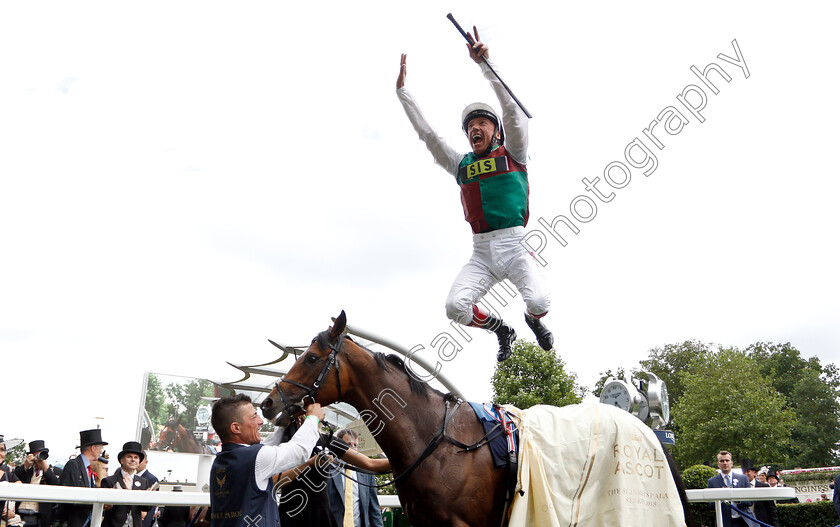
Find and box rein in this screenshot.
[327,397,508,490]
[274,335,508,491]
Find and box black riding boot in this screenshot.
[525,312,554,351]
[480,314,517,362]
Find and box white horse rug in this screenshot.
[505,402,686,527]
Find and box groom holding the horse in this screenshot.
[397,26,553,362]
[209,394,325,527]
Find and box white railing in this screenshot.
[685,487,796,527]
[0,483,400,527]
[0,483,791,527]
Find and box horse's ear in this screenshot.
[329,310,347,341]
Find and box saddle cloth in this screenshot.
[468,401,518,468]
[505,402,686,527]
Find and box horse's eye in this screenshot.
[306,354,318,363]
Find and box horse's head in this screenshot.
[261,310,349,425]
[154,416,184,451]
[155,426,177,451]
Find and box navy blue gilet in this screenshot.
[210,443,281,527]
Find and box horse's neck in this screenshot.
[179,427,200,450]
[344,369,446,472]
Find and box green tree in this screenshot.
[640,340,713,409]
[164,378,216,430]
[4,441,26,467]
[673,348,795,467]
[145,373,169,429]
[746,341,840,467]
[747,342,819,399]
[491,340,583,409]
[787,367,840,467]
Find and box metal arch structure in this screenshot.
[209,322,466,453]
[342,321,464,399]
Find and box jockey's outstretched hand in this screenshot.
[466,26,489,64]
[397,53,407,89]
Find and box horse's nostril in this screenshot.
[261,398,272,409]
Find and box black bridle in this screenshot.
[273,335,344,419]
[271,334,516,498]
[156,424,180,451]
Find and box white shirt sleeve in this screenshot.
[396,87,464,177]
[260,425,286,447]
[253,418,320,490]
[480,59,529,165]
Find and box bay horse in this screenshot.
[260,311,694,527]
[152,418,207,454]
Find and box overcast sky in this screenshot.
[2,1,839,470]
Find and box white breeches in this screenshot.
[445,226,551,325]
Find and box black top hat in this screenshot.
[741,459,758,472]
[117,441,146,463]
[27,440,48,454]
[79,429,108,448]
[766,470,779,480]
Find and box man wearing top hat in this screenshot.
[766,470,799,504]
[14,440,60,527]
[741,459,778,527]
[100,442,151,527]
[58,429,109,527]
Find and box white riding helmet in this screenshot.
[461,102,505,145]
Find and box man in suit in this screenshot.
[14,440,60,527]
[100,441,151,527]
[137,454,159,527]
[707,450,753,527]
[158,486,190,527]
[743,460,778,527]
[326,429,383,527]
[58,429,109,527]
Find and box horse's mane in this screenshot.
[373,352,448,400]
[318,329,450,401]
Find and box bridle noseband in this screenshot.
[273,335,344,417]
[157,425,178,451]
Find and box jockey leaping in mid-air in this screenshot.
[396,26,553,362]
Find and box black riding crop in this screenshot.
[446,13,533,119]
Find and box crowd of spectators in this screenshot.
[4,409,391,527]
[0,432,191,527]
[705,450,826,527]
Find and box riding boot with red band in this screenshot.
[525,311,554,351]
[471,306,516,362]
